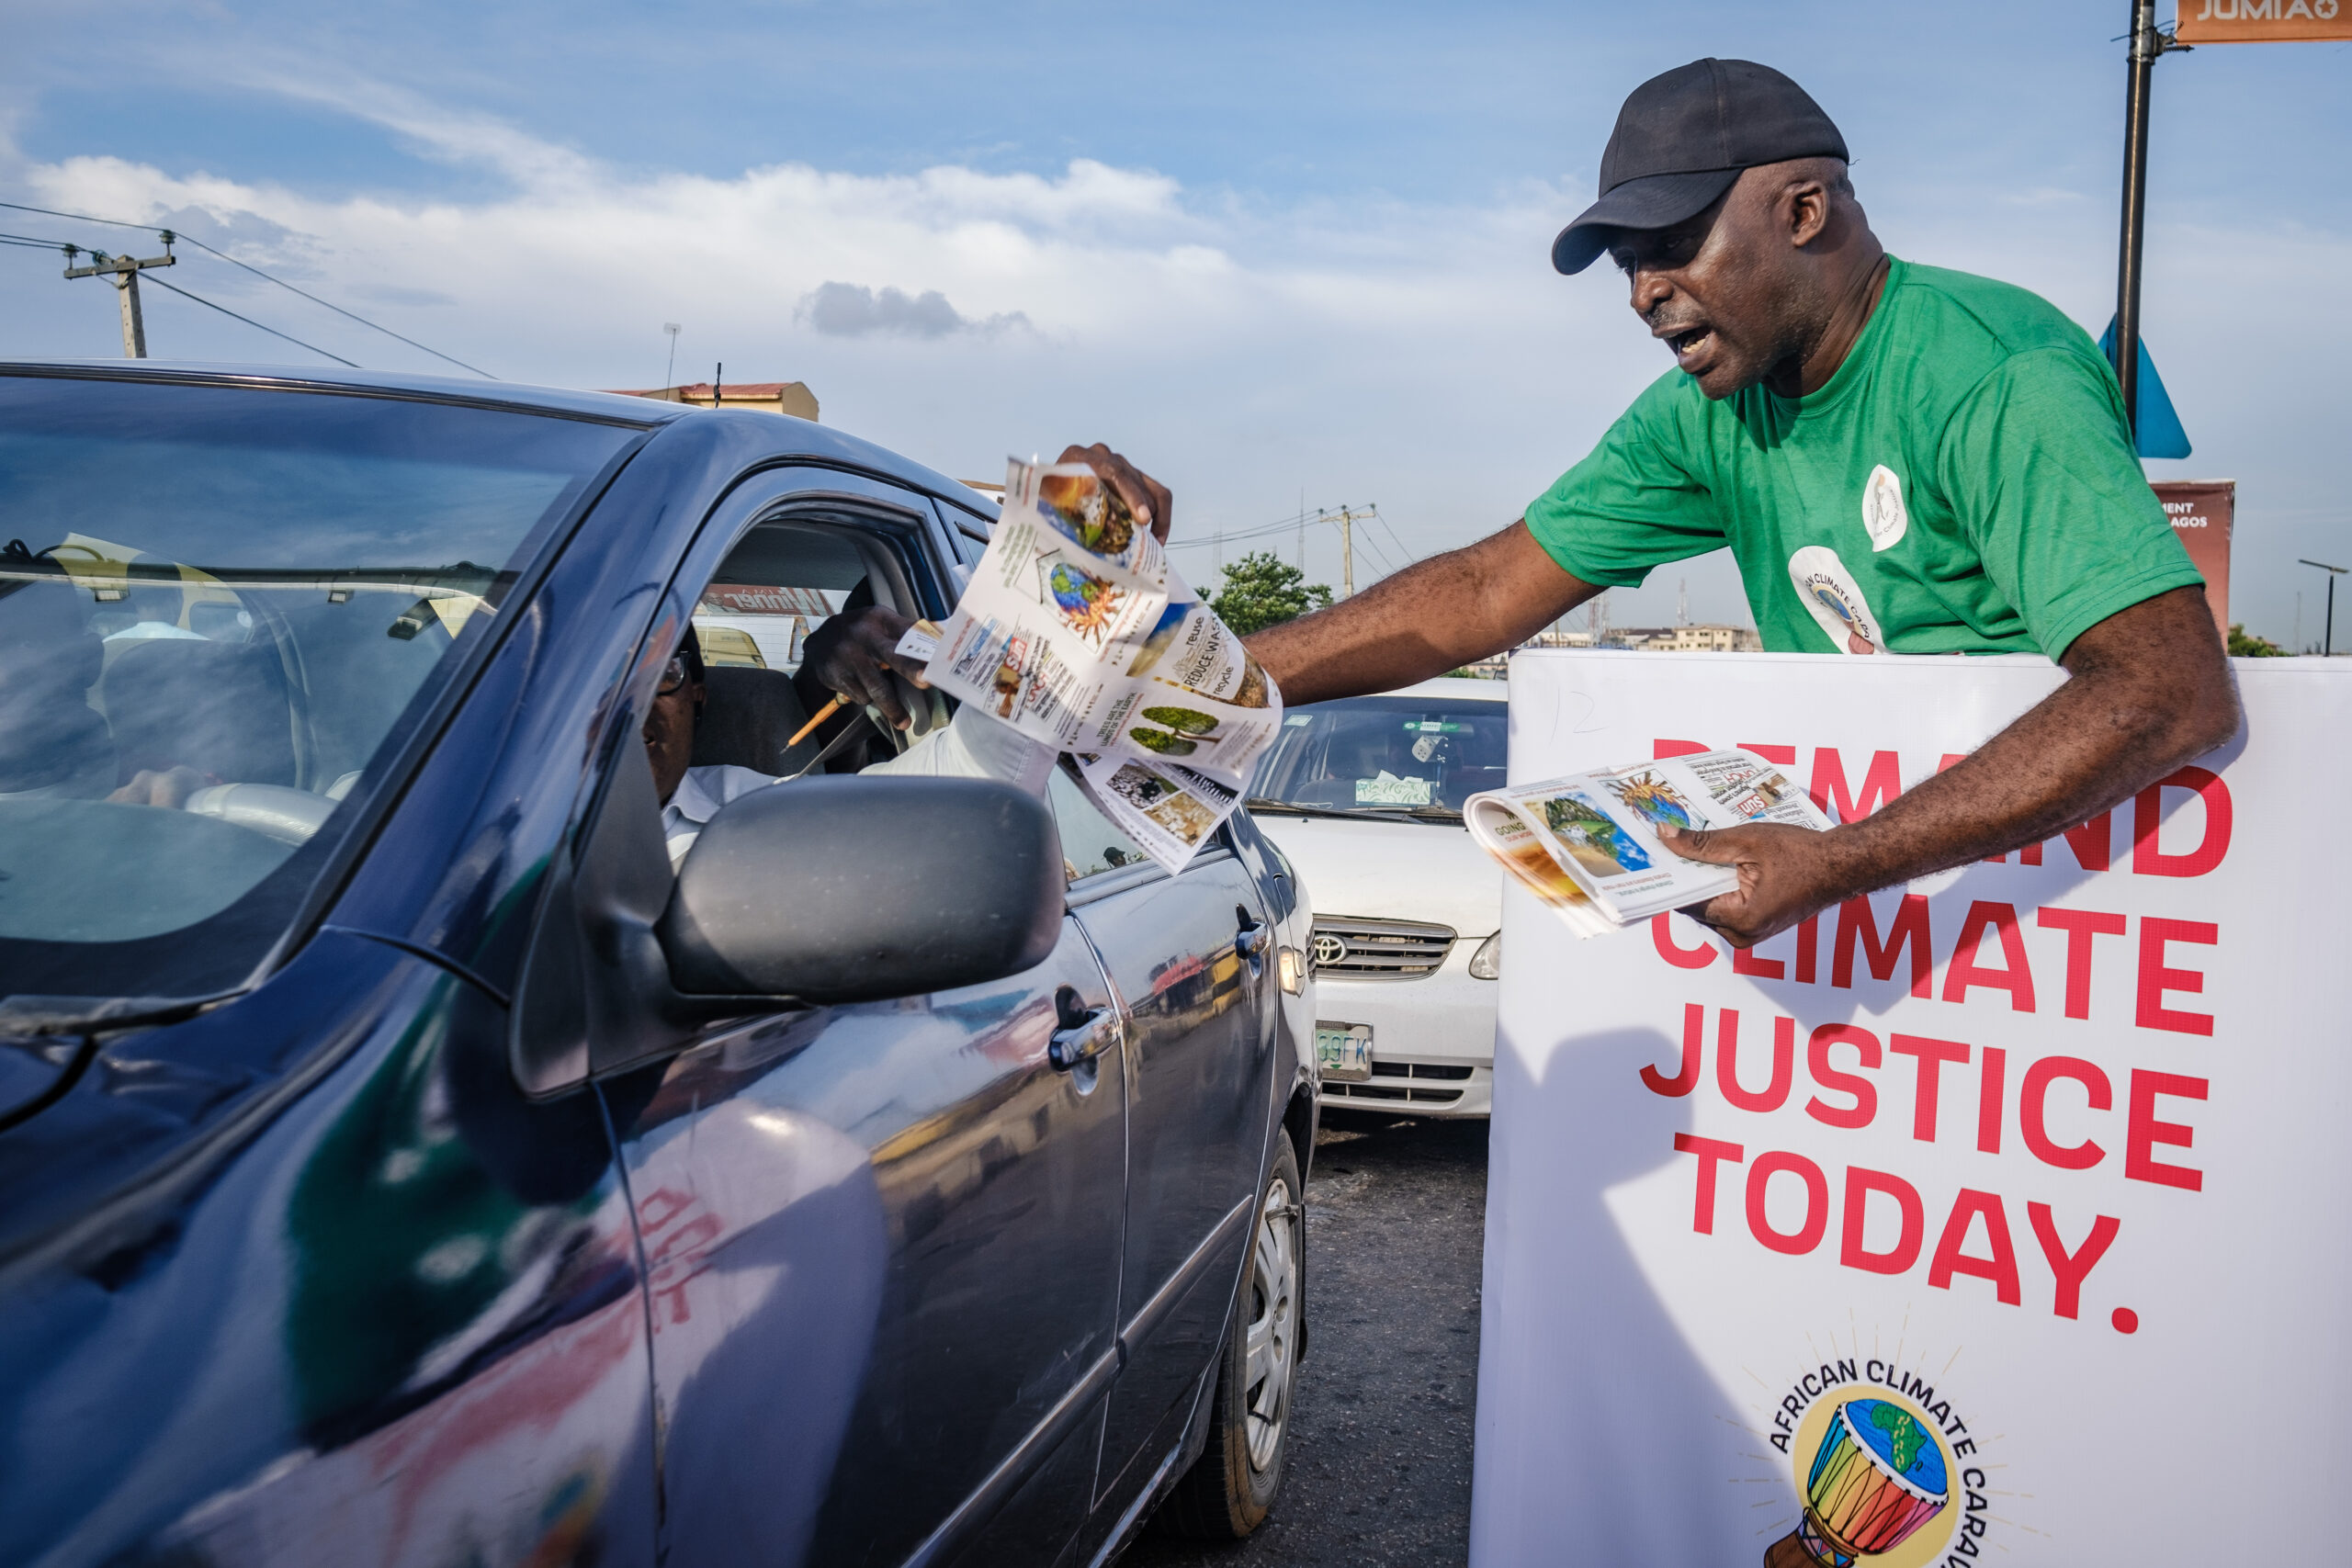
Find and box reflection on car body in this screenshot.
[0,362,1317,1568]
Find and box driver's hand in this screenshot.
[799,604,927,730]
[1057,444,1172,544]
[109,765,209,809]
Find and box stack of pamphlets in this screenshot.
[906,457,1283,874]
[1464,749,1830,936]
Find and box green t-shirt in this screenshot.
[1524,257,2201,658]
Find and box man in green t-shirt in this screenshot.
[1071,58,2239,947]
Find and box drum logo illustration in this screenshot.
[1757,1349,2002,1568]
[1768,1393,1951,1567]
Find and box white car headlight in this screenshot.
[1467,931,1499,980]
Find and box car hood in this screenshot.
[1250,813,1502,938]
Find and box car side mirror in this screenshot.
[659,775,1066,1006]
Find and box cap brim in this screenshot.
[1551,167,1743,275]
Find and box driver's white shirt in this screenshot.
[661,705,1054,868]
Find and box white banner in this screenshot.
[1472,651,2352,1567]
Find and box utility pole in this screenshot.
[2113,1,2188,435]
[2301,559,2346,656]
[662,322,681,389]
[62,234,176,358]
[1320,503,1377,598]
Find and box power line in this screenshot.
[1164,511,1322,549]
[0,197,492,378]
[1374,512,1420,568]
[141,274,361,367]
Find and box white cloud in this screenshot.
[5,76,2341,640]
[3,96,1668,606]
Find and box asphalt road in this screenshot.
[1122,1111,1490,1568]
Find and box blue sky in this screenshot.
[3,1,2345,643]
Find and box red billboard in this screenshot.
[2152,480,2233,639]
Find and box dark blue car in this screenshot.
[0,363,1317,1568]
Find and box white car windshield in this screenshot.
[0,374,641,1003]
[1248,693,1508,819]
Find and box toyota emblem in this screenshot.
[1311,933,1348,967]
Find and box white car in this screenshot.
[1248,677,1508,1119]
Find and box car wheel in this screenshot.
[1152,1132,1302,1539]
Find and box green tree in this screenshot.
[2226,623,2287,658]
[1209,550,1335,635]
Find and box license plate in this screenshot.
[1316,1023,1374,1082]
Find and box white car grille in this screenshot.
[1308,917,1456,980]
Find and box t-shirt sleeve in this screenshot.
[1522,375,1726,587]
[1937,346,2203,659]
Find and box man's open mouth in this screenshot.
[1663,325,1712,362]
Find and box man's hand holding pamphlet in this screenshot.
[902,457,1283,874]
[1464,749,1830,937]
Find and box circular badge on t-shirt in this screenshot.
[1861,464,1908,552]
[1788,545,1882,654]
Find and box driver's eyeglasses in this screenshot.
[657,655,693,695]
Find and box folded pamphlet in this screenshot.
[915,457,1283,874]
[1464,749,1829,936]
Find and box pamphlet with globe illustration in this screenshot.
[918,457,1283,872]
[1463,748,1829,934]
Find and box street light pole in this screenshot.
[2113,1,2188,437]
[2301,559,2346,656]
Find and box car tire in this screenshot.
[1152,1132,1303,1540]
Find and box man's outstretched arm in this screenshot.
[1244,521,1604,705]
[1663,584,2243,945]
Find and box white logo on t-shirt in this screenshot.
[1861,464,1907,552]
[1788,545,1882,654]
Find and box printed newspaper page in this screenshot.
[920,457,1283,873]
[1464,749,1827,933]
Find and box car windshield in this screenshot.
[1248,692,1508,819]
[0,374,642,1003]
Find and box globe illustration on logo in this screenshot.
[1775,1398,1949,1567]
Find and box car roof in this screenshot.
[0,359,1003,518]
[1361,676,1508,704]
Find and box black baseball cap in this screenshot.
[1552,59,1849,276]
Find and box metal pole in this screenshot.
[2301,560,2347,656]
[2114,0,2159,435]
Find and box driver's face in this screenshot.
[643,671,702,806]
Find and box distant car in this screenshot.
[1247,677,1507,1119]
[0,361,1318,1568]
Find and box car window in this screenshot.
[1250,691,1509,816]
[0,374,639,1000]
[1046,763,1153,883]
[645,512,937,871]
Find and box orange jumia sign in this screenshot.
[2176,0,2352,42]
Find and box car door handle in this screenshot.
[1049,1007,1115,1071]
[1235,908,1271,977]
